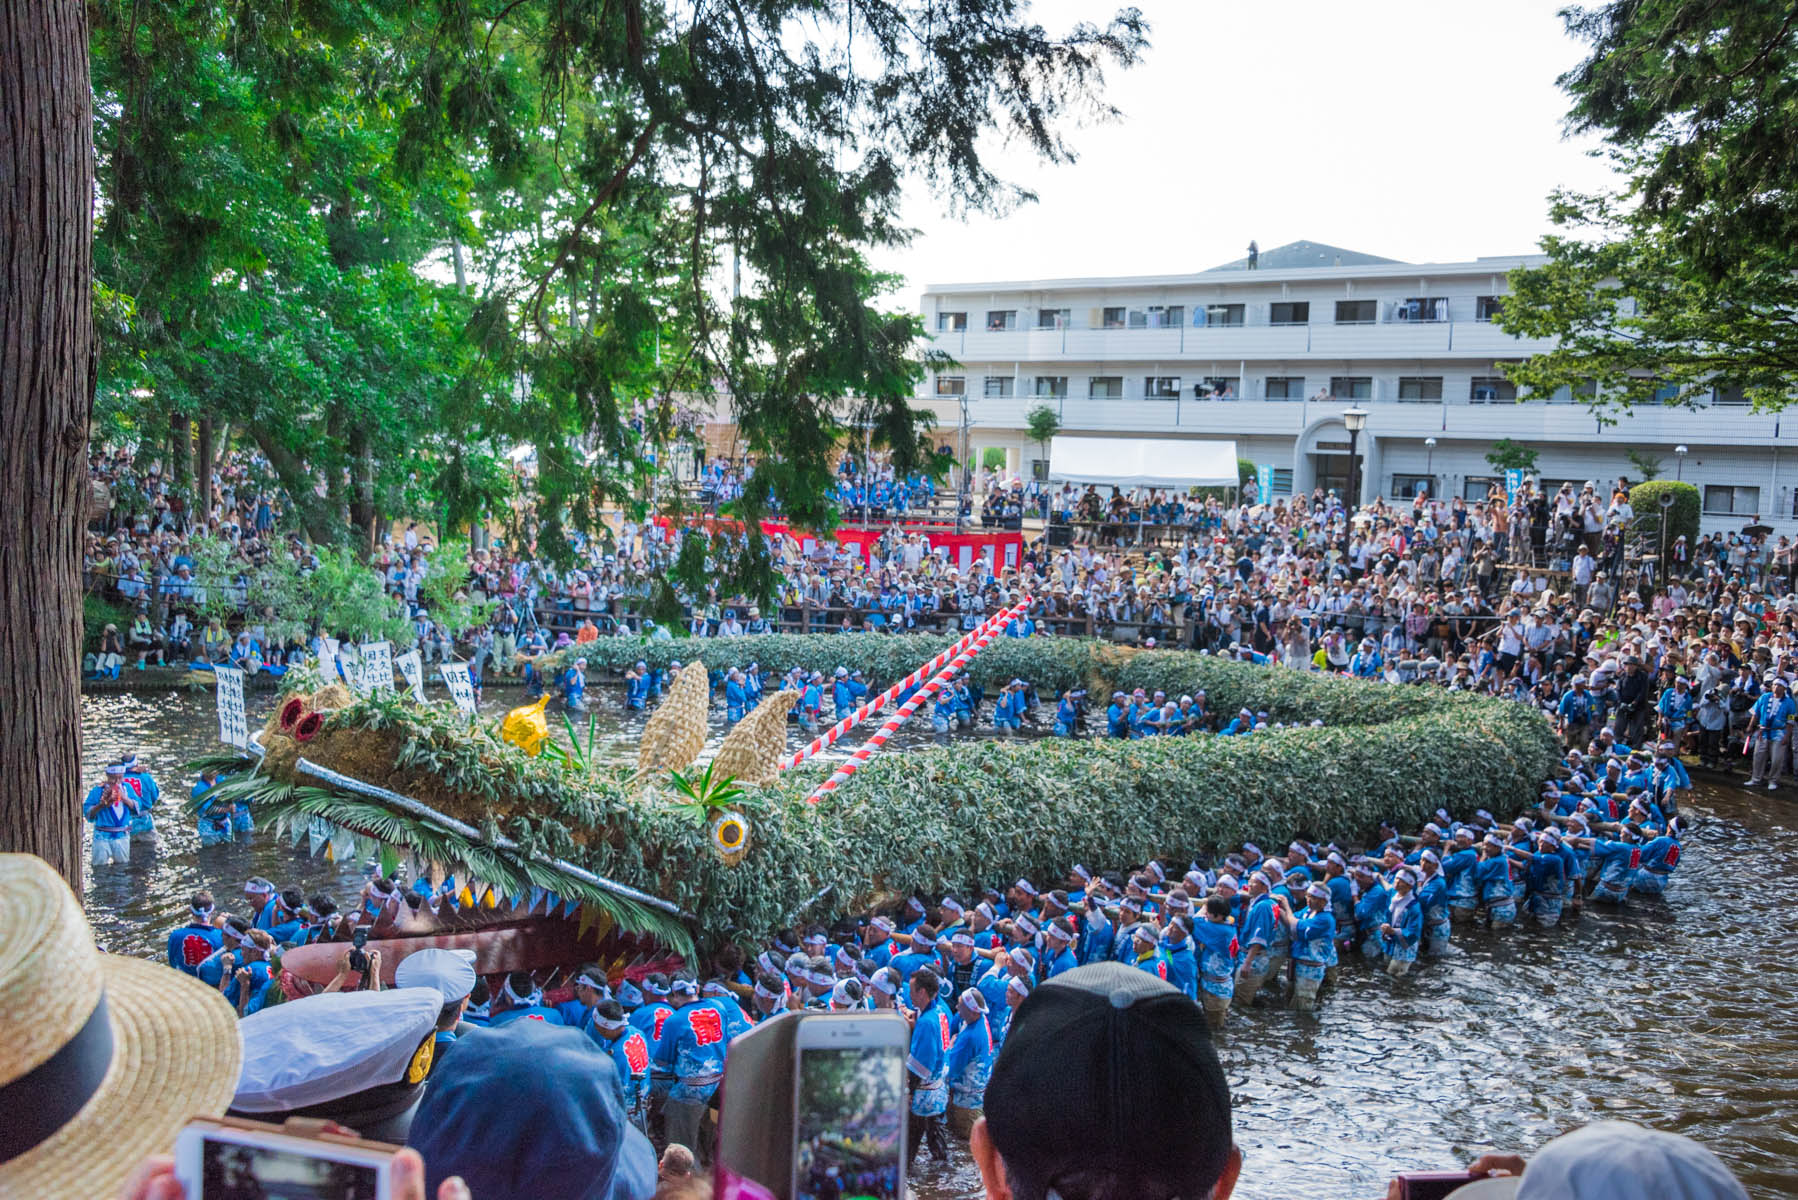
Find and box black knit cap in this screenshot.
[982,962,1232,1199]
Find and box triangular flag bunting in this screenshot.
[529,886,547,914]
[577,904,599,941]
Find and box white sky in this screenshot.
[873,0,1621,296]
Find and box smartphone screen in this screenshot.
[792,1043,906,1200]
[200,1134,381,1200]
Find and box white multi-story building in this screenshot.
[915,239,1790,532]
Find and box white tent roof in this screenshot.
[1049,436,1240,488]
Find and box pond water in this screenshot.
[79,685,1798,1198]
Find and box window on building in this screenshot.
[1330,376,1373,399]
[1334,299,1377,324]
[1463,475,1501,502]
[1144,376,1182,400]
[934,375,965,396]
[1397,297,1448,322]
[1195,303,1245,327]
[1036,308,1070,329]
[1034,376,1068,399]
[1100,306,1126,329]
[1704,485,1760,516]
[1476,295,1505,321]
[1397,376,1443,401]
[1270,467,1294,496]
[1088,376,1123,399]
[1129,305,1184,328]
[983,376,1014,398]
[1470,376,1517,402]
[1265,376,1305,400]
[1713,382,1748,406]
[1269,301,1310,326]
[1392,473,1437,499]
[936,311,967,332]
[1198,376,1239,398]
[986,309,1017,332]
[1541,379,1598,404]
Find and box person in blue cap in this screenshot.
[584,998,651,1130]
[1378,868,1424,977]
[1053,688,1080,736]
[654,973,732,1164]
[1280,882,1335,1011]
[1416,851,1452,955]
[166,890,223,975]
[1232,873,1279,1005]
[723,668,748,723]
[1631,820,1683,897]
[191,766,235,845]
[122,751,161,844]
[945,988,995,1140]
[624,661,650,710]
[407,1019,658,1200]
[557,963,613,1028]
[489,970,565,1025]
[1189,898,1239,1025]
[1440,827,1481,922]
[83,763,139,865]
[1105,691,1130,738]
[1472,835,1518,926]
[561,657,589,712]
[906,966,953,1163]
[932,684,959,733]
[799,671,825,731]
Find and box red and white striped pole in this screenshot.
[805,598,1030,804]
[780,600,1027,771]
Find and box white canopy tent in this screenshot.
[1048,436,1240,489]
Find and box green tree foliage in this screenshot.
[1496,2,1798,411]
[1024,403,1061,459]
[1629,481,1700,554]
[1485,439,1539,473]
[1625,448,1662,481]
[91,1,1149,601]
[981,447,1008,471]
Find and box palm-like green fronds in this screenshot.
[665,762,747,824]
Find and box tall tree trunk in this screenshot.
[1,0,94,890]
[196,415,215,525]
[348,424,376,552]
[169,410,191,515]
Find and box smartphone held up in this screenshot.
[175,1117,404,1200]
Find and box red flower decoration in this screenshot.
[294,712,324,743]
[279,697,308,731]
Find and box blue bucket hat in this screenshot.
[408,1021,656,1200]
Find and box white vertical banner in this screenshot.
[361,640,394,695]
[344,645,371,695]
[214,665,247,748]
[440,661,478,714]
[395,649,426,703]
[321,636,342,682]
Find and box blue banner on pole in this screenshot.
[1504,468,1525,505]
[1256,464,1274,505]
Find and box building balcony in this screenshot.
[925,318,1555,363]
[915,394,1795,446]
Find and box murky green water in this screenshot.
[79,686,1798,1198]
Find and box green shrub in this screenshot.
[83,592,132,649]
[240,636,1561,952]
[1629,480,1700,556]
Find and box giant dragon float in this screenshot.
[195,610,1560,989]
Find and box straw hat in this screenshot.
[0,854,241,1198]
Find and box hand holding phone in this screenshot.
[791,1013,909,1200]
[174,1117,406,1199]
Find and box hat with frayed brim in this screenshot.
[0,854,242,1199]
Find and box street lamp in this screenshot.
[1674,444,1688,481]
[1341,406,1369,518]
[1424,436,1437,496]
[957,393,971,534]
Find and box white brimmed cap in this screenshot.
[1448,1120,1748,1200]
[231,988,440,1114]
[392,948,477,1004]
